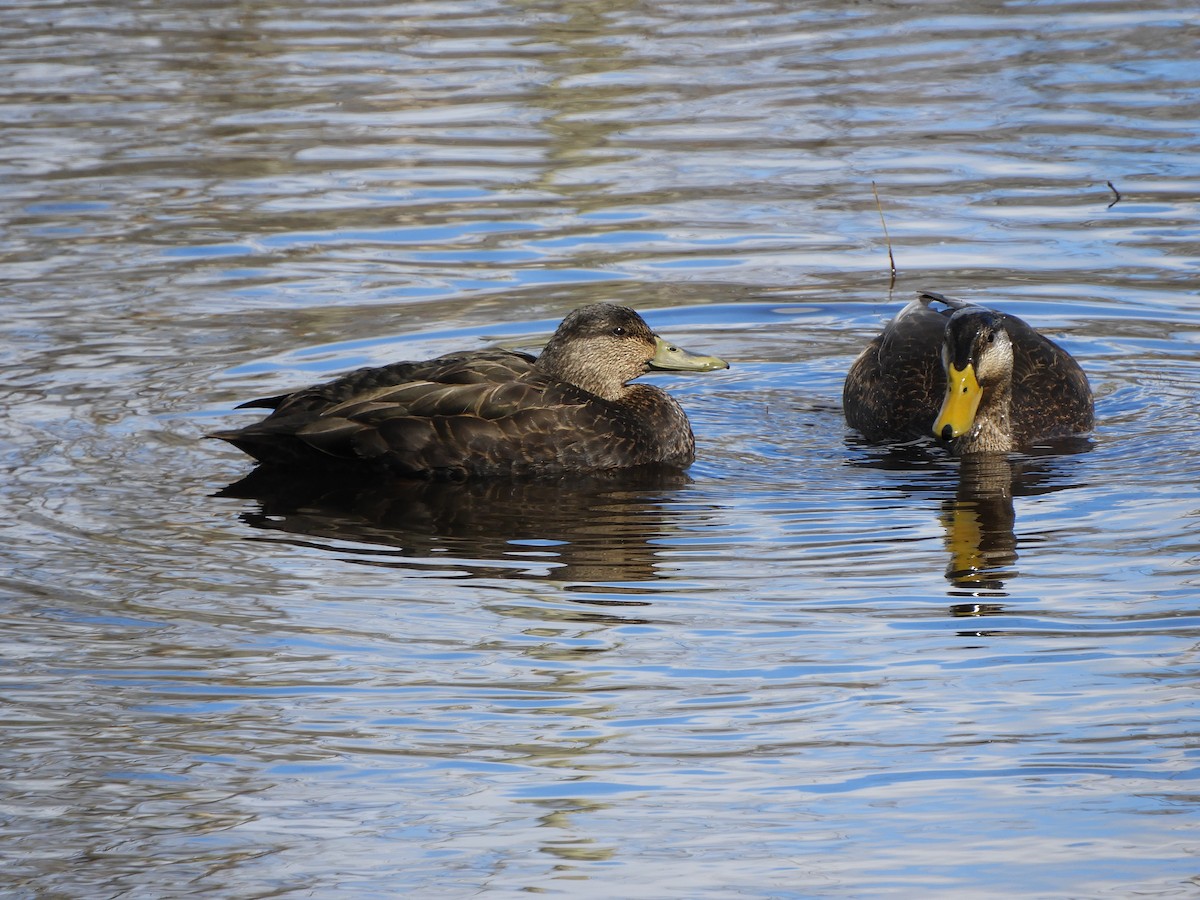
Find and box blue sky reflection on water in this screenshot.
[1,0,1200,897]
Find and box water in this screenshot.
[3,0,1200,896]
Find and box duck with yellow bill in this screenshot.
[843,291,1093,454]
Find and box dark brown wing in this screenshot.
[236,349,538,415]
[843,295,963,442]
[1004,314,1094,444]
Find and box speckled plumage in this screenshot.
[843,292,1093,454]
[211,304,727,479]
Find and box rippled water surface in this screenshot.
[3,0,1200,896]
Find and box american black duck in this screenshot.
[211,304,728,478]
[843,291,1093,454]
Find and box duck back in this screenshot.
[1001,315,1094,445]
[844,298,950,442]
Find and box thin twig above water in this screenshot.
[872,181,897,287]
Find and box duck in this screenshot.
[843,291,1093,454]
[210,303,728,479]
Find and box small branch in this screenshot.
[1106,180,1121,209]
[871,181,897,285]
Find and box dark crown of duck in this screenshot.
[211,303,728,479]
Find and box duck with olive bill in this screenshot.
[211,303,728,479]
[843,291,1093,454]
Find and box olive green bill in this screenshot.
[649,335,729,372]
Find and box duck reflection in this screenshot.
[941,453,1018,595]
[217,466,693,595]
[848,439,1089,600]
[944,443,1092,601]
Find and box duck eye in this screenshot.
[611,326,627,336]
[986,332,995,343]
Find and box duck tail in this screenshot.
[916,290,970,311]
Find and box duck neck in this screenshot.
[955,383,1014,454]
[536,345,637,401]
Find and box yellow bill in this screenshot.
[934,363,982,440]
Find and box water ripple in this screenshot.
[3,0,1200,897]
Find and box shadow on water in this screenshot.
[217,466,696,595]
[848,438,1092,602]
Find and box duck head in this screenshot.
[933,308,1014,444]
[538,304,727,401]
